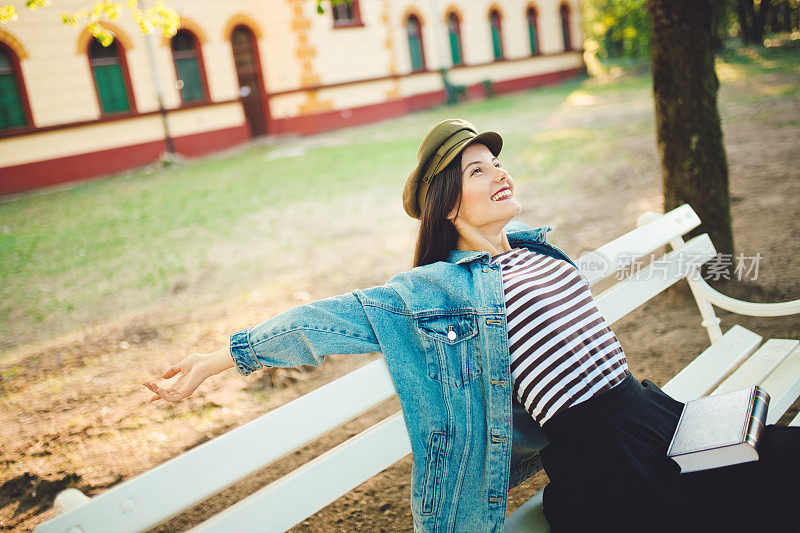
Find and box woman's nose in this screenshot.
[493,169,508,182]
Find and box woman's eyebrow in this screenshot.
[464,157,497,170]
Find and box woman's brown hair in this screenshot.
[413,156,463,267]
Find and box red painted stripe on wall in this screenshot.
[171,124,251,158]
[267,66,585,137]
[0,124,250,196]
[267,91,447,136]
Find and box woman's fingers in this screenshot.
[144,354,206,403]
[162,364,181,379]
[144,380,190,403]
[143,381,172,402]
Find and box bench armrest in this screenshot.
[689,277,800,317]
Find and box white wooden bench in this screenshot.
[35,204,800,533]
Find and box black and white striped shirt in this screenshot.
[492,248,628,425]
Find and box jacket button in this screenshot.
[447,330,457,341]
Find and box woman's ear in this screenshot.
[447,197,461,221]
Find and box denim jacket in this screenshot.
[229,221,578,532]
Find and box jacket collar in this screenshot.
[446,224,553,265]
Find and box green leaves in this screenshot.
[585,0,652,59]
[1,0,180,46]
[0,4,17,23]
[316,0,351,15]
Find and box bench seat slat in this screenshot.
[660,325,762,403]
[189,412,411,533]
[504,490,547,533]
[761,346,800,424]
[712,339,799,395]
[34,359,396,533]
[594,234,716,326]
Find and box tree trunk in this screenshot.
[781,0,792,31]
[648,0,734,255]
[757,0,773,37]
[737,0,756,42]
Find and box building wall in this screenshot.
[0,0,585,195]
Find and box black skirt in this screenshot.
[539,371,800,533]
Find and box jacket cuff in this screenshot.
[230,328,264,376]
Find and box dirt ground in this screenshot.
[2,61,799,532]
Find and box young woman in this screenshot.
[144,119,799,532]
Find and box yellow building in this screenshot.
[0,0,585,195]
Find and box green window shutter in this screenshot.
[528,21,538,55]
[449,31,461,66]
[409,35,423,71]
[492,26,503,60]
[94,64,130,114]
[0,73,26,129]
[176,56,204,102]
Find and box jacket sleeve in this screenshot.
[229,290,384,376]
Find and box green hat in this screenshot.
[403,118,503,219]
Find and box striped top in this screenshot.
[492,247,628,426]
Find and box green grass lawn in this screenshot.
[1,42,797,353]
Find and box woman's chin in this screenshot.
[506,199,523,217]
[494,201,522,225]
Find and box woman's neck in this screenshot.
[455,226,513,256]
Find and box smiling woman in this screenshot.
[145,118,800,533]
[451,143,522,248]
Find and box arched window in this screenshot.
[560,3,572,51]
[489,10,504,60]
[406,15,425,72]
[527,6,540,56]
[88,38,134,115]
[171,29,208,104]
[447,12,463,67]
[332,0,362,27]
[0,43,29,130]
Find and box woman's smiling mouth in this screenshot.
[491,187,513,201]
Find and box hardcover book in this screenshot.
[667,386,770,473]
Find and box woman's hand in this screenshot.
[143,352,216,403]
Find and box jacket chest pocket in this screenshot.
[416,314,481,388]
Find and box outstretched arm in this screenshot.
[143,289,384,403]
[229,290,381,376]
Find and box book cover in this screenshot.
[667,385,770,473]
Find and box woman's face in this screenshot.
[451,143,522,230]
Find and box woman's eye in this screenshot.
[470,167,481,176]
[495,161,503,168]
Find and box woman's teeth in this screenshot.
[491,189,512,201]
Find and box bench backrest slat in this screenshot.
[189,413,411,533]
[578,204,701,285]
[594,233,716,325]
[34,359,396,533]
